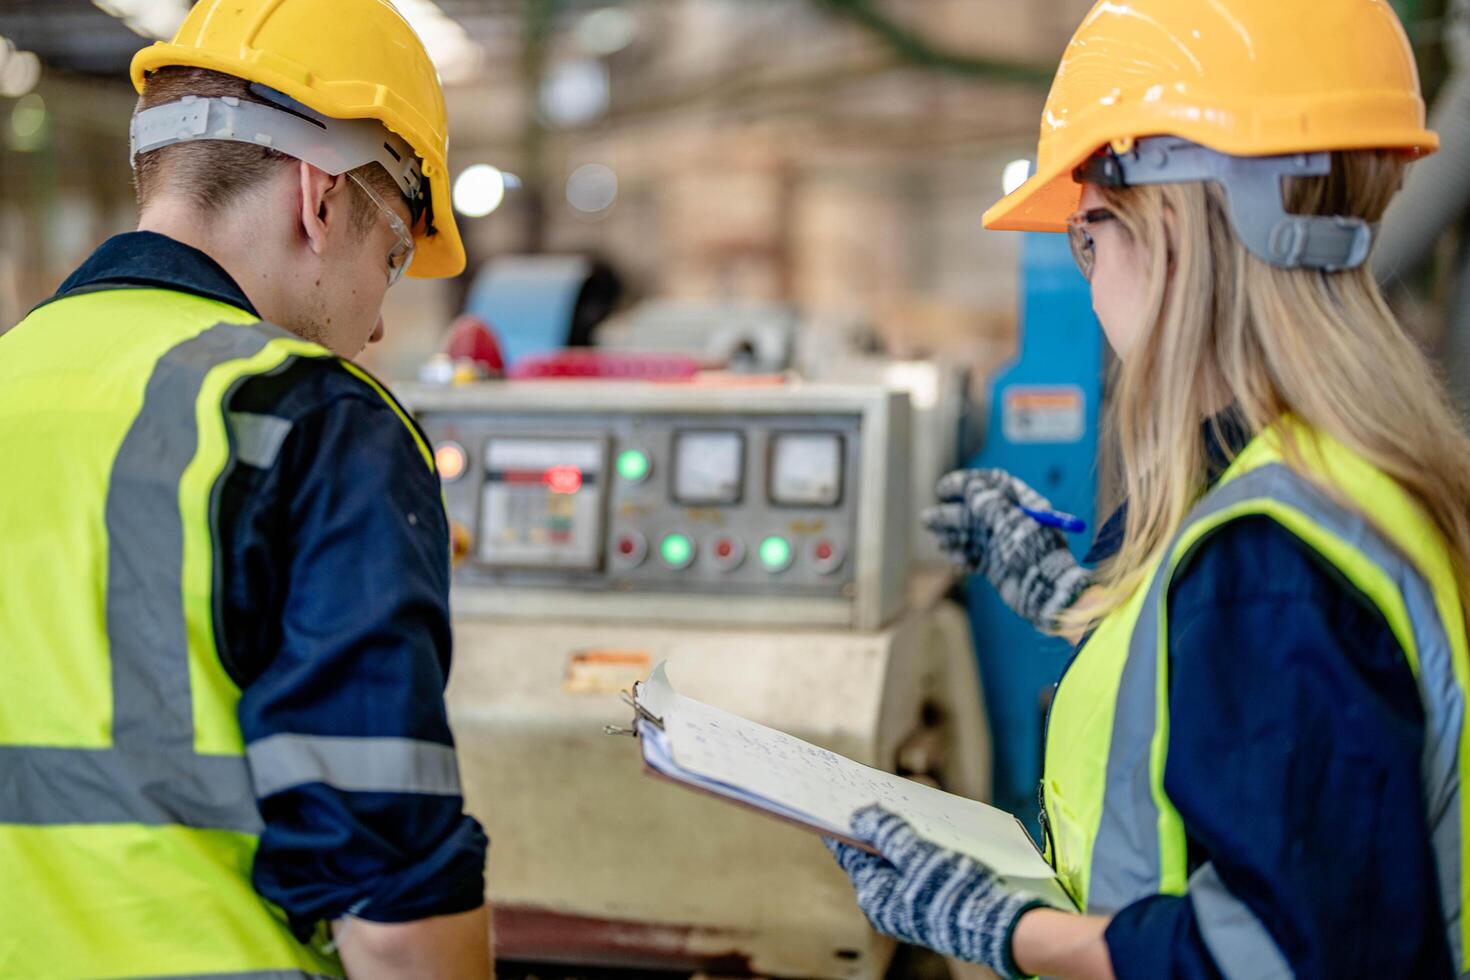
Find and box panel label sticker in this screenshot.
[564,649,653,695]
[1002,385,1086,444]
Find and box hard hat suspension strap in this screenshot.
[129,89,431,231]
[1074,137,1375,272]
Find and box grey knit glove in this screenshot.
[921,468,1091,631]
[826,807,1044,978]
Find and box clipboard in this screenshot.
[608,663,1077,911]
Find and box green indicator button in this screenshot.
[758,535,793,572]
[660,533,695,568]
[617,449,651,483]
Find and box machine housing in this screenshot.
[396,378,992,978]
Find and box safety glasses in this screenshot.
[1066,207,1118,282]
[346,171,415,286]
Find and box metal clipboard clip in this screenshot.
[604,684,665,737]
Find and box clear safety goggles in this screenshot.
[1066,207,1118,282]
[346,171,415,286]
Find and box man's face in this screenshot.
[300,184,411,358]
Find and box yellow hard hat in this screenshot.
[131,0,465,279]
[986,0,1439,233]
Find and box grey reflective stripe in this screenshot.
[247,734,463,799]
[1086,537,1171,911]
[1086,460,1466,970]
[0,320,300,832]
[229,412,294,468]
[107,322,280,749]
[1188,863,1292,980]
[0,745,262,834]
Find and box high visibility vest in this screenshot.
[0,286,401,978]
[1043,422,1470,976]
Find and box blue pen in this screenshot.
[1020,505,1088,534]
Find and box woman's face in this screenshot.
[1079,183,1152,358]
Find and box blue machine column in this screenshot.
[964,231,1103,833]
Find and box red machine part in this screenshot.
[508,350,701,381]
[444,314,505,375]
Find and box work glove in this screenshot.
[825,807,1045,978]
[921,469,1091,631]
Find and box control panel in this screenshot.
[428,415,860,593]
[396,382,912,630]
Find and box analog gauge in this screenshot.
[672,431,745,505]
[769,432,844,507]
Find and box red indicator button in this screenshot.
[706,535,745,571]
[544,465,584,495]
[612,531,648,567]
[811,539,844,574]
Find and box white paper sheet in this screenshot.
[635,663,1073,908]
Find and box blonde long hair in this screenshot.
[1064,151,1470,634]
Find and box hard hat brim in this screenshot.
[983,157,1084,233]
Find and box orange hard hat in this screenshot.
[986,0,1439,233]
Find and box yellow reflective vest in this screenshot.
[0,287,347,978]
[1043,423,1470,975]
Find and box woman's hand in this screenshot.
[825,807,1045,978]
[922,469,1091,631]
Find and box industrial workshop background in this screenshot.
[2,2,1467,979]
[1,1,1462,386]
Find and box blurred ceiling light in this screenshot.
[92,0,190,39]
[453,164,517,218]
[0,44,41,99]
[9,93,48,152]
[1002,158,1034,196]
[575,7,640,57]
[541,58,609,127]
[566,164,617,214]
[390,0,484,85]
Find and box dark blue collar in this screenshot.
[46,231,259,318]
[1084,407,1253,566]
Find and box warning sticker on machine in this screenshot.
[1002,386,1086,444]
[564,650,653,695]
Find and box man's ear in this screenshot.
[297,161,346,257]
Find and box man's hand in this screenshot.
[825,807,1045,978]
[921,469,1091,631]
[333,905,492,979]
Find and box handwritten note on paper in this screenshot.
[636,663,1059,887]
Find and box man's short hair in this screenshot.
[133,66,401,233]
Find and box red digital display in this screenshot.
[544,465,584,495]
